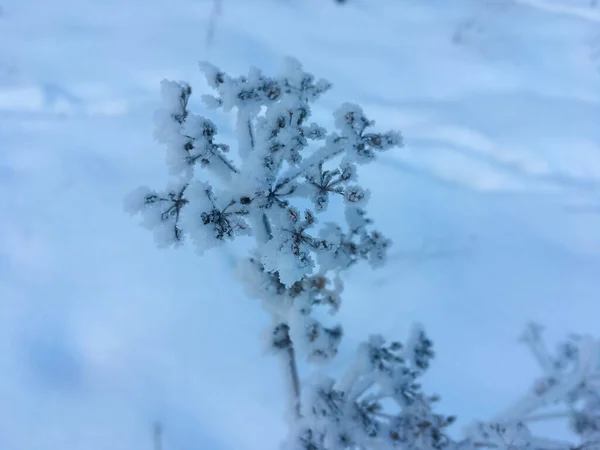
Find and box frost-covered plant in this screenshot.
[460,323,600,450]
[124,58,598,450]
[472,324,600,450]
[125,58,459,450]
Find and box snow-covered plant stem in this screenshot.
[278,322,302,418]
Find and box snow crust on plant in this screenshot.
[130,58,398,286]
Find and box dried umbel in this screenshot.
[125,58,401,366]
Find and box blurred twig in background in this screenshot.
[206,0,222,47]
[153,422,163,450]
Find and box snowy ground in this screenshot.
[1,0,600,449]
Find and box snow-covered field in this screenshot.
[1,0,600,449]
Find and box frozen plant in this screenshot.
[464,323,600,450]
[125,57,459,450]
[124,58,598,450]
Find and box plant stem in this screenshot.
[261,209,301,419]
[284,324,302,419]
[153,422,163,450]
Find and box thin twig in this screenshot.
[521,411,572,423]
[284,325,302,419]
[206,0,222,47]
[153,422,163,450]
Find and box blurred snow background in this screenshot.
[1,0,600,449]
